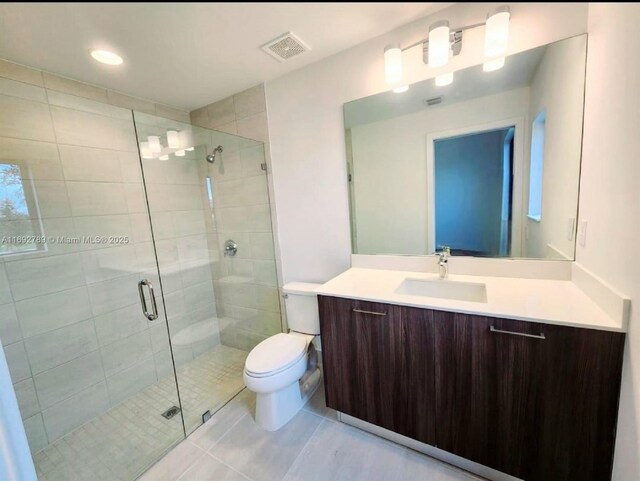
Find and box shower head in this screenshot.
[206,145,223,163]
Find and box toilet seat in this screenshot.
[245,333,309,378]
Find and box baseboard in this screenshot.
[338,412,522,481]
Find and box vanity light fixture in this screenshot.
[89,49,123,66]
[393,85,409,93]
[381,5,511,87]
[483,57,505,72]
[166,130,180,149]
[435,72,454,86]
[428,20,451,68]
[384,44,403,85]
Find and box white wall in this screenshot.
[350,88,530,255]
[265,2,588,283]
[525,35,587,259]
[577,4,640,479]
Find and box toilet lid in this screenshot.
[245,333,307,376]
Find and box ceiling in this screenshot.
[344,44,547,128]
[0,2,449,110]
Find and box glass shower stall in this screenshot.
[0,94,280,481]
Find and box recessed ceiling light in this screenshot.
[90,49,123,66]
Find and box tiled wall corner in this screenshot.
[189,84,268,142]
[190,85,285,348]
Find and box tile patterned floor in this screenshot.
[140,384,487,481]
[178,345,248,433]
[33,345,247,481]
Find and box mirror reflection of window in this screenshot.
[0,163,46,256]
[528,111,546,221]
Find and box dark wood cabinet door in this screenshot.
[435,313,542,478]
[526,324,625,481]
[436,313,625,481]
[398,305,436,445]
[319,296,436,445]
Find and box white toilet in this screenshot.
[243,282,322,431]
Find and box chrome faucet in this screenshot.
[435,245,451,279]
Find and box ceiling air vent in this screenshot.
[261,32,310,62]
[424,96,443,107]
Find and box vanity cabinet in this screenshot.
[319,295,625,481]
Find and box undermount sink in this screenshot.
[395,277,488,303]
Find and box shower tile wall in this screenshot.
[0,58,190,453]
[191,86,284,351]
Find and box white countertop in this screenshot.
[316,268,627,333]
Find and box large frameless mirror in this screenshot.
[344,34,587,260]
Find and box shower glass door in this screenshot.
[132,112,281,435]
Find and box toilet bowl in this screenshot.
[243,282,322,431]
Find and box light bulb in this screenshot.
[483,57,505,72]
[175,150,185,157]
[179,130,193,149]
[166,130,180,149]
[428,20,450,68]
[147,136,161,153]
[485,6,511,58]
[384,45,403,85]
[435,72,454,86]
[393,85,409,93]
[139,142,153,159]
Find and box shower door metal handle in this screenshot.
[138,279,159,321]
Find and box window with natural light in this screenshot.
[0,163,45,255]
[528,111,546,221]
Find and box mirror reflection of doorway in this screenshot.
[433,126,515,257]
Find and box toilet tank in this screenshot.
[283,282,322,335]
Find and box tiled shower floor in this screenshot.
[32,345,248,481]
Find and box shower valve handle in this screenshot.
[224,239,238,257]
